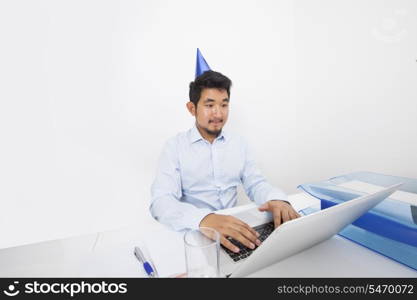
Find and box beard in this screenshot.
[196,122,222,137]
[204,127,222,137]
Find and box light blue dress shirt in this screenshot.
[150,125,288,231]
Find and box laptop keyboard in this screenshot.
[221,222,274,262]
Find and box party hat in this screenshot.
[195,48,211,78]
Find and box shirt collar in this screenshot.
[189,124,227,144]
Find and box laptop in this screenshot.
[219,183,402,277]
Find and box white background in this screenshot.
[0,0,416,249]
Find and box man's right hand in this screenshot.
[199,213,261,253]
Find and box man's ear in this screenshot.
[186,101,196,116]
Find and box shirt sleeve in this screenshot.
[149,139,212,231]
[240,138,290,206]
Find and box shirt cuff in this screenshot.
[257,189,290,206]
[189,208,213,230]
[266,189,288,202]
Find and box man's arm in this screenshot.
[150,139,212,231]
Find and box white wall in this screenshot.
[0,0,415,249]
[294,0,417,184]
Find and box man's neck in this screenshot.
[196,124,219,144]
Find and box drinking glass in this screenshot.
[183,227,220,278]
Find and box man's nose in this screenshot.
[212,105,222,117]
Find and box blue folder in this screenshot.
[298,171,417,271]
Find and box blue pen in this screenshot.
[134,246,157,278]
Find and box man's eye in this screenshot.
[222,104,228,107]
[206,105,213,108]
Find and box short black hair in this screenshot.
[189,70,232,106]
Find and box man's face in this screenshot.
[188,88,229,137]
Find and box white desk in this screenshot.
[0,193,416,278]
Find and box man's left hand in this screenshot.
[258,200,301,228]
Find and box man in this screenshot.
[150,70,300,253]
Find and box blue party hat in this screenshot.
[195,48,211,78]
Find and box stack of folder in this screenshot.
[298,171,417,271]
